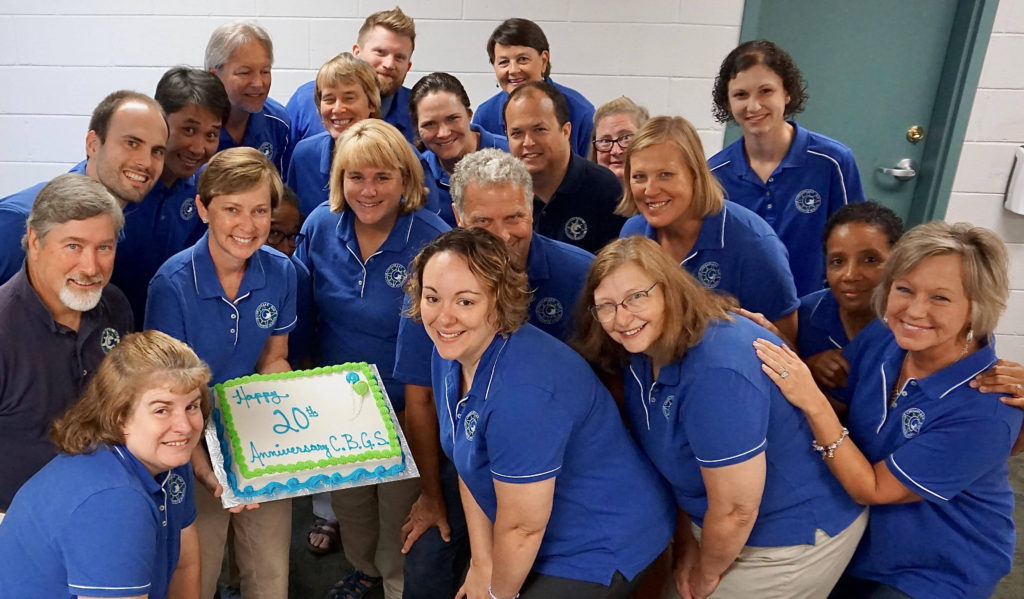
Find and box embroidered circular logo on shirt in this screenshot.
[255,302,279,329]
[464,410,479,441]
[100,327,121,354]
[259,142,274,159]
[564,217,588,241]
[901,407,925,439]
[662,395,675,420]
[696,261,722,288]
[384,263,408,288]
[534,297,564,324]
[167,473,187,504]
[794,189,823,214]
[180,197,196,221]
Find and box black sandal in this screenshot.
[306,517,341,555]
[325,570,382,599]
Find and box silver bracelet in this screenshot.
[811,427,849,459]
[488,586,519,599]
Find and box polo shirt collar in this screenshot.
[423,148,449,187]
[777,121,811,169]
[190,231,267,300]
[678,205,728,266]
[525,233,550,283]
[335,209,416,256]
[916,340,998,400]
[809,291,845,344]
[554,154,587,196]
[475,123,503,149]
[628,351,683,387]
[381,92,397,120]
[112,445,162,494]
[318,134,335,179]
[468,334,511,401]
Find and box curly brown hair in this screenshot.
[405,228,531,335]
[712,40,808,125]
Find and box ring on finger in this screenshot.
[780,370,790,379]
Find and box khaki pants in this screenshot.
[689,509,868,599]
[330,477,421,599]
[194,484,292,599]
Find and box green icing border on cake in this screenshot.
[214,362,402,479]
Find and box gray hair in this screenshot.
[204,21,274,71]
[23,174,125,249]
[450,148,533,218]
[872,220,1009,340]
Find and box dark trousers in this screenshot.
[829,575,915,599]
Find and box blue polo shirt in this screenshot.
[835,319,1022,599]
[0,162,87,285]
[472,77,595,157]
[708,122,865,297]
[623,315,862,546]
[285,81,416,144]
[620,201,798,322]
[286,128,442,219]
[112,172,206,329]
[796,288,850,358]
[420,124,509,227]
[393,233,593,387]
[288,254,314,367]
[433,325,674,584]
[535,154,624,254]
[0,267,132,511]
[144,232,297,385]
[0,445,195,599]
[295,205,449,412]
[218,98,292,175]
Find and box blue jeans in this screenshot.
[402,456,470,599]
[829,575,915,599]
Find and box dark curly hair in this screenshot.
[712,40,808,124]
[823,201,904,252]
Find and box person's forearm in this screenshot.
[257,357,291,375]
[460,478,494,567]
[489,517,546,598]
[696,503,757,583]
[404,384,442,500]
[802,400,882,504]
[167,526,200,599]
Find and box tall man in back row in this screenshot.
[0,174,132,523]
[286,6,417,143]
[504,81,624,254]
[395,148,595,598]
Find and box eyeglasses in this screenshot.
[589,282,659,322]
[592,134,634,153]
[267,230,303,246]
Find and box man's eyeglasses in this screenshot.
[267,230,303,246]
[592,134,634,153]
[589,282,659,322]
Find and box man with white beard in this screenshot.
[0,174,132,523]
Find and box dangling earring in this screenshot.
[959,328,974,359]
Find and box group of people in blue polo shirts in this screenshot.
[0,6,1021,599]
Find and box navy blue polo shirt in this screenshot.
[393,232,594,387]
[0,162,87,285]
[796,288,850,358]
[835,320,1022,598]
[285,81,416,144]
[622,315,862,546]
[0,445,195,599]
[0,267,132,511]
[112,172,205,329]
[217,98,292,175]
[295,205,449,411]
[420,124,509,227]
[472,77,595,157]
[534,154,624,254]
[620,201,798,322]
[708,122,865,296]
[433,325,674,584]
[144,232,297,385]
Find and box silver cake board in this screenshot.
[206,363,420,508]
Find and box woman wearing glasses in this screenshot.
[590,97,649,183]
[618,115,800,343]
[575,235,865,599]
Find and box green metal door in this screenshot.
[732,0,996,224]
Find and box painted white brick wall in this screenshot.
[0,0,744,197]
[947,0,1024,362]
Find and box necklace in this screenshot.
[889,355,910,408]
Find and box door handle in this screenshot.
[878,158,917,180]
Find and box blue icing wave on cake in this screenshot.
[213,407,407,500]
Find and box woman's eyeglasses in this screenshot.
[589,282,659,322]
[267,230,303,246]
[592,134,634,153]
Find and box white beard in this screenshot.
[59,281,103,312]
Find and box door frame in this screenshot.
[729,0,999,224]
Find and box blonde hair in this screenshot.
[405,228,531,335]
[589,96,650,162]
[314,53,382,119]
[574,236,734,372]
[872,221,1009,339]
[616,116,724,220]
[358,6,416,51]
[329,119,427,214]
[198,147,283,210]
[51,331,212,455]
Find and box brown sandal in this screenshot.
[306,517,341,555]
